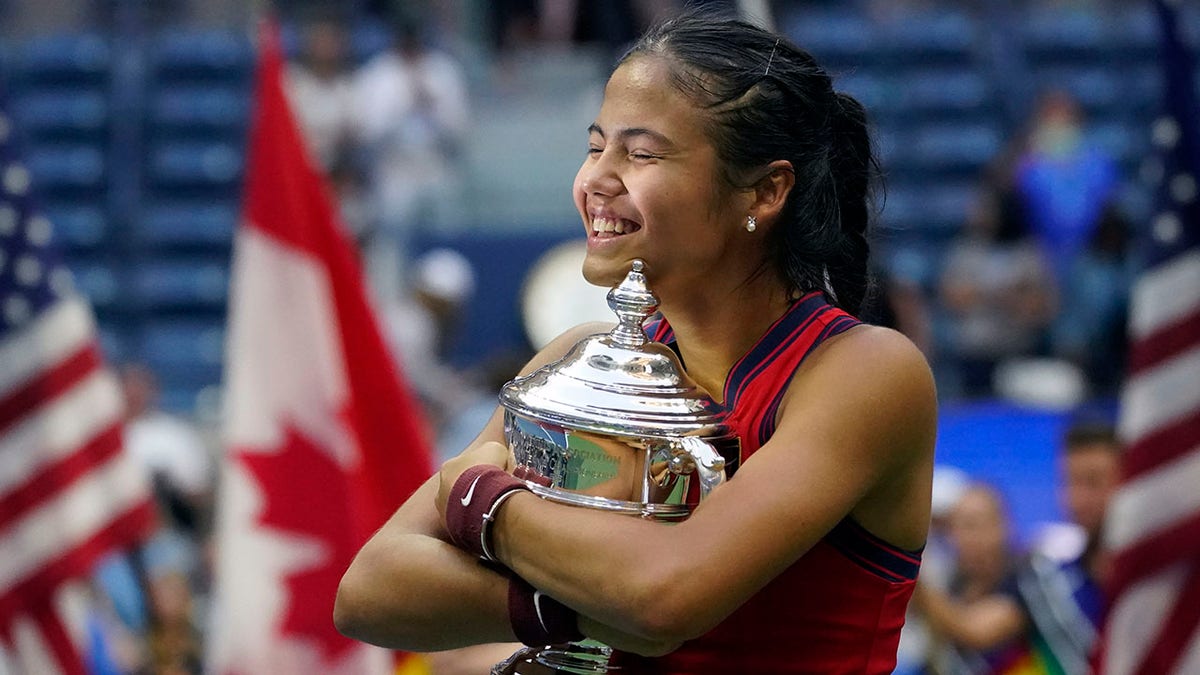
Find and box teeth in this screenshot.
[592,217,637,234]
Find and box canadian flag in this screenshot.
[206,21,435,675]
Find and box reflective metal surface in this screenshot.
[500,260,734,519]
[493,261,735,673]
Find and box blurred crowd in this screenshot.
[897,419,1121,675]
[39,0,1162,672]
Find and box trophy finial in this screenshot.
[606,259,657,347]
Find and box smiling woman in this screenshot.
[334,10,936,675]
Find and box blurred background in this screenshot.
[0,0,1195,671]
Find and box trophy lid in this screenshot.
[500,260,725,438]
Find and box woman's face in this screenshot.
[573,56,748,291]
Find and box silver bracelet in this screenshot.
[479,487,527,563]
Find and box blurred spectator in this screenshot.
[351,17,469,297]
[1010,420,1120,675]
[895,465,971,675]
[1051,202,1133,396]
[912,483,1029,674]
[383,247,481,444]
[285,14,356,174]
[490,0,680,53]
[938,185,1057,398]
[120,364,215,541]
[1013,90,1119,289]
[865,259,934,359]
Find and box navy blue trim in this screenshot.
[725,293,829,407]
[752,311,861,446]
[826,518,923,583]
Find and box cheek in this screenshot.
[572,165,587,216]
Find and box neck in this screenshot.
[656,274,795,403]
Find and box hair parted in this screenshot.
[619,10,878,313]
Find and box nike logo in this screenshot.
[461,475,483,507]
[533,590,550,632]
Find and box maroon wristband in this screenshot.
[509,576,583,647]
[445,465,529,561]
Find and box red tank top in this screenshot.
[611,292,922,674]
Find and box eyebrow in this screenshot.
[588,123,674,147]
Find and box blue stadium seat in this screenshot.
[6,32,110,85]
[129,258,229,309]
[9,88,108,140]
[138,318,226,371]
[881,180,975,239]
[834,71,895,121]
[1020,7,1109,63]
[135,200,237,248]
[778,7,879,70]
[889,67,996,121]
[96,322,132,366]
[137,318,226,413]
[149,29,253,82]
[150,83,250,135]
[45,202,107,250]
[147,140,243,188]
[24,144,106,191]
[902,123,1003,178]
[66,259,123,310]
[875,9,978,67]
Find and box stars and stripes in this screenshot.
[0,90,155,673]
[1101,2,1200,674]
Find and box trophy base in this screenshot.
[492,642,617,674]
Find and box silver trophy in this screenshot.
[493,260,736,674]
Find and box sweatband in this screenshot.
[509,575,583,646]
[445,465,529,562]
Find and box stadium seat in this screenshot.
[138,318,226,371]
[901,122,1004,179]
[45,202,107,250]
[778,7,879,71]
[148,29,253,82]
[881,180,975,240]
[875,8,978,67]
[135,200,238,249]
[66,258,123,310]
[1020,7,1109,64]
[5,32,110,85]
[149,83,250,136]
[24,144,106,191]
[128,257,229,310]
[8,88,108,140]
[889,67,997,122]
[147,140,243,188]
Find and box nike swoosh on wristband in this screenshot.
[461,475,483,507]
[533,590,550,632]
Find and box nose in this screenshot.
[577,150,623,197]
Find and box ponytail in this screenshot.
[825,92,874,314]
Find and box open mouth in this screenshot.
[591,216,643,239]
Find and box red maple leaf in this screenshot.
[239,424,361,663]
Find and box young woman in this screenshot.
[335,12,936,674]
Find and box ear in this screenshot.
[748,160,795,227]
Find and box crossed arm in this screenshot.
[334,324,936,653]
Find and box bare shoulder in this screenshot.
[779,323,937,481]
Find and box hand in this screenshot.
[436,441,511,520]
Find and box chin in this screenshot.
[581,257,627,289]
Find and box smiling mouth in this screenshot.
[591,216,642,238]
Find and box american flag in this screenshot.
[1100,2,1200,674]
[0,90,155,672]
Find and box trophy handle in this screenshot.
[673,437,726,499]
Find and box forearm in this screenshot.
[335,479,516,651]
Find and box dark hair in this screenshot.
[619,12,876,313]
[1064,420,1120,454]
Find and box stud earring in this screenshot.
[745,215,757,232]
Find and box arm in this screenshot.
[463,326,936,644]
[912,580,1026,651]
[336,323,650,651]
